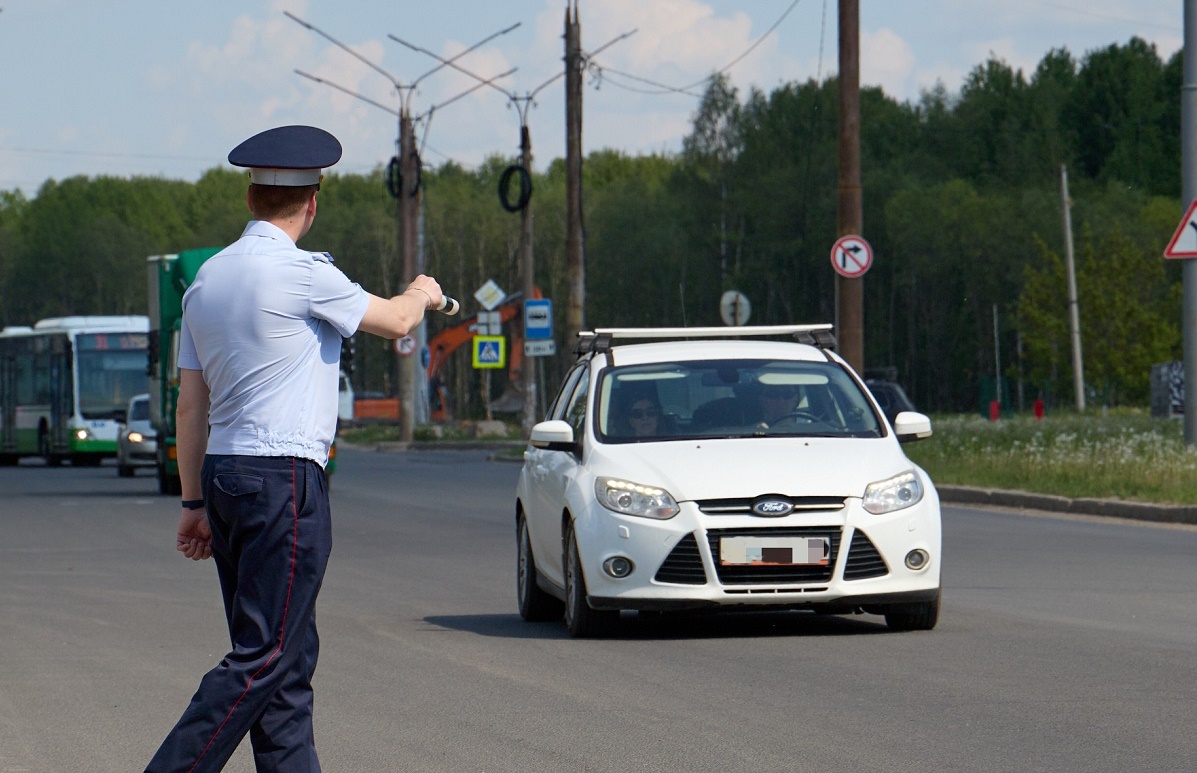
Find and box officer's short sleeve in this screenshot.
[309,260,370,337]
[177,314,201,370]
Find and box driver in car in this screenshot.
[757,384,800,425]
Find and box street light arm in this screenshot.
[286,11,405,90]
[407,21,521,88]
[587,28,637,59]
[295,69,400,117]
[417,67,519,121]
[389,33,513,100]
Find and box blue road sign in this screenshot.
[524,298,553,340]
[472,335,506,369]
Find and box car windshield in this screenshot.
[596,358,883,443]
[128,398,150,422]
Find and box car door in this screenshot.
[525,361,590,587]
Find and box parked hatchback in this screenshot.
[117,393,157,477]
[515,325,941,637]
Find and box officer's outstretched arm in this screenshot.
[358,274,443,339]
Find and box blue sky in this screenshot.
[0,0,1181,196]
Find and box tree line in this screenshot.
[0,37,1182,418]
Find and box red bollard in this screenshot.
[989,400,1000,421]
[1033,399,1045,420]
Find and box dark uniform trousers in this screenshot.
[147,455,332,773]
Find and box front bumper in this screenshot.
[573,492,941,612]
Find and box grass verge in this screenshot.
[903,409,1197,505]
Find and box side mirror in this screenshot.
[530,420,577,452]
[893,411,932,443]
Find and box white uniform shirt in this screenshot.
[178,220,369,466]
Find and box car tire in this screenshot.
[517,514,564,622]
[563,521,618,638]
[884,589,941,632]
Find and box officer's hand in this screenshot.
[176,508,213,561]
[407,274,443,311]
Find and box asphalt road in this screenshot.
[1,448,1195,772]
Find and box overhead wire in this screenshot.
[591,0,802,98]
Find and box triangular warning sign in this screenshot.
[1164,199,1197,258]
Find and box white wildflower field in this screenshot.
[903,410,1197,504]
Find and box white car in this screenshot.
[117,393,157,478]
[515,325,941,637]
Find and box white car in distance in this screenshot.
[515,325,941,638]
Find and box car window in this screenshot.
[548,361,588,421]
[596,358,882,442]
[561,365,590,438]
[129,397,149,421]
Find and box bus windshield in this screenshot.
[76,333,149,419]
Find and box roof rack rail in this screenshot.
[574,324,836,354]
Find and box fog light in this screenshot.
[904,549,930,571]
[602,556,634,578]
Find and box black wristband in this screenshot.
[181,499,205,510]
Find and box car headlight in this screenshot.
[595,477,680,519]
[127,432,144,444]
[74,428,92,441]
[862,470,923,514]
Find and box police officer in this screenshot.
[146,125,443,772]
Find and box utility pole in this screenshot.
[289,12,516,440]
[518,125,538,435]
[836,0,863,372]
[1183,0,1197,445]
[1060,165,1085,413]
[565,2,586,345]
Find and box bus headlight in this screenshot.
[74,429,92,441]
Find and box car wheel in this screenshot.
[563,521,618,638]
[884,589,941,632]
[517,514,564,622]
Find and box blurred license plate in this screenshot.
[720,536,830,566]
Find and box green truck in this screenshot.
[146,248,342,495]
[146,248,221,494]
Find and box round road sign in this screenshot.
[719,290,751,326]
[394,335,417,356]
[830,235,873,278]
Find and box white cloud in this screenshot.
[860,28,916,100]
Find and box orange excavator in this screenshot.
[426,292,539,421]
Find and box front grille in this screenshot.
[698,496,846,515]
[707,527,841,585]
[842,529,889,580]
[654,533,707,584]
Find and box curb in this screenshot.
[937,485,1197,526]
[339,442,1197,527]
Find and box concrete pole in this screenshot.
[1060,165,1085,413]
[1183,0,1197,444]
[836,0,864,372]
[399,112,418,442]
[519,125,538,437]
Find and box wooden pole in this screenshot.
[836,0,863,372]
[564,3,585,345]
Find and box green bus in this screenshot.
[0,316,150,466]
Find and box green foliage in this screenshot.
[0,36,1185,418]
[904,411,1197,504]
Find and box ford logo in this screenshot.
[751,498,794,517]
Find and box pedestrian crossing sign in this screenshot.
[472,335,506,369]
